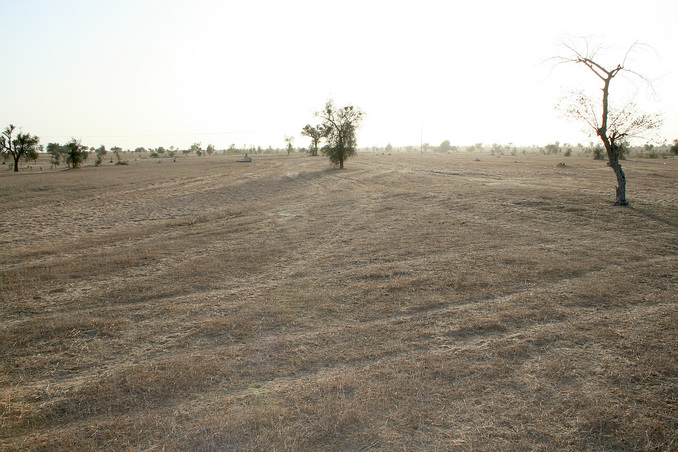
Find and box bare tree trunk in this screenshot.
[13,155,19,172]
[600,138,628,206]
[611,161,628,206]
[598,75,628,206]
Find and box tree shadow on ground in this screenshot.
[628,206,678,229]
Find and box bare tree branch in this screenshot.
[553,37,663,206]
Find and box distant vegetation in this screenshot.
[0,38,671,179]
[3,133,676,174]
[2,79,675,176]
[2,120,676,175]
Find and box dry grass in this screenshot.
[1,153,677,451]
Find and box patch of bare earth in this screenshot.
[1,153,676,450]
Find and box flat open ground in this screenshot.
[1,153,677,450]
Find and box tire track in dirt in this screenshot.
[190,253,676,407]
[36,252,673,435]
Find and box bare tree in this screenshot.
[554,38,662,205]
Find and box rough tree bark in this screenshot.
[596,70,628,205]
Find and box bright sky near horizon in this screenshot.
[1,0,677,151]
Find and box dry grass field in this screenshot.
[1,152,677,451]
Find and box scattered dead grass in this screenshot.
[1,153,677,450]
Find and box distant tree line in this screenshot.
[4,122,677,175]
[348,140,677,158]
[1,127,327,172]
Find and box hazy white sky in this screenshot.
[2,0,677,150]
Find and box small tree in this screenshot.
[437,140,451,153]
[190,142,203,156]
[46,142,67,168]
[315,100,365,169]
[1,125,40,172]
[26,144,40,164]
[65,139,88,169]
[555,38,663,205]
[284,136,295,155]
[95,145,107,166]
[206,144,216,156]
[110,146,124,164]
[543,142,561,155]
[467,143,483,153]
[301,124,330,156]
[491,143,505,155]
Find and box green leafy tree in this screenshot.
[555,38,662,205]
[206,144,216,156]
[0,125,40,172]
[26,144,40,164]
[315,100,365,169]
[65,138,88,169]
[47,142,67,167]
[301,124,330,156]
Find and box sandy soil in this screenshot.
[1,152,676,450]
